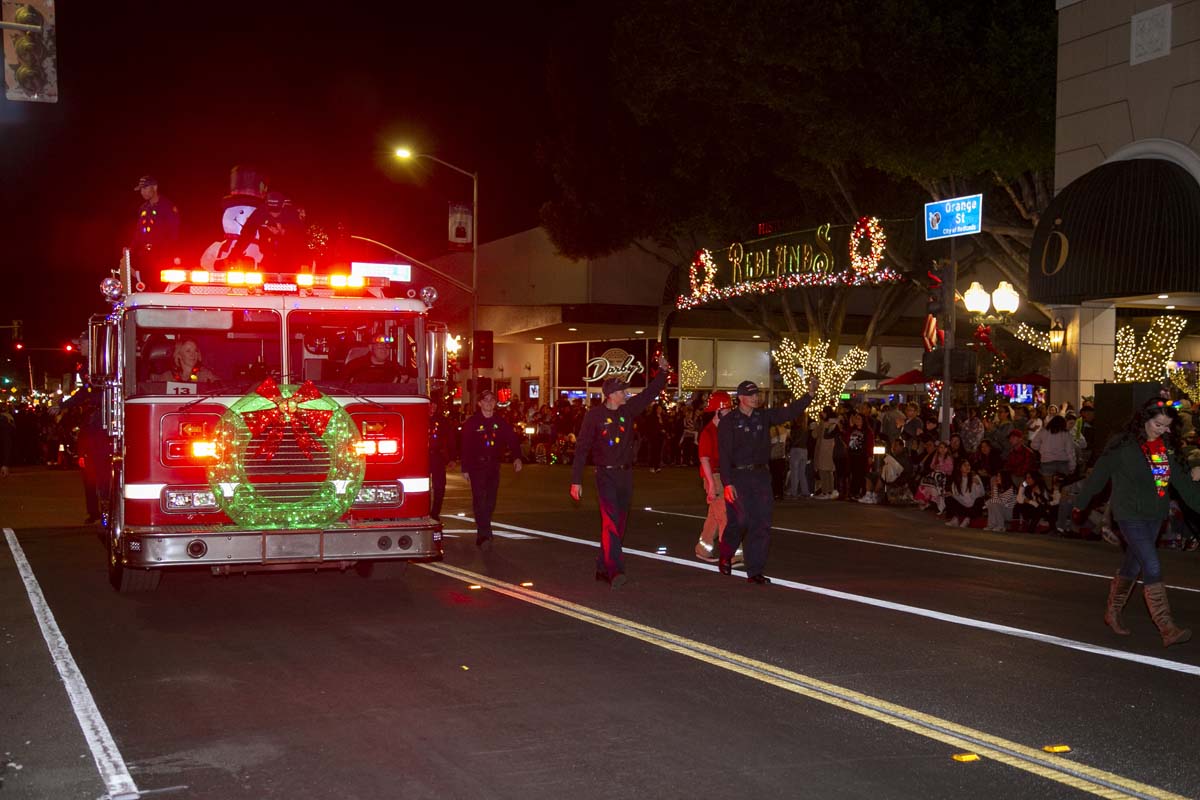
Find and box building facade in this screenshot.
[1037,0,1200,405]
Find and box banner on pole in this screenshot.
[448,202,473,250]
[3,0,58,103]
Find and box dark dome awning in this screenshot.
[1028,158,1200,305]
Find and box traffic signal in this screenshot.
[64,343,74,352]
[2,2,58,103]
[14,341,23,351]
[473,330,493,369]
[925,267,944,317]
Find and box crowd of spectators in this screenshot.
[6,386,1200,554]
[475,388,1200,553]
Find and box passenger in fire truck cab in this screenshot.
[343,335,411,383]
[151,339,218,383]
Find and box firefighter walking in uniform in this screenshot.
[570,352,670,588]
[461,389,522,550]
[719,379,814,584]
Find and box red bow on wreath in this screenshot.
[974,324,999,355]
[241,379,334,461]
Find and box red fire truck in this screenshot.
[88,258,448,591]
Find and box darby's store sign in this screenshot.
[584,348,645,383]
[677,216,904,310]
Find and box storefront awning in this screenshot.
[1028,158,1200,305]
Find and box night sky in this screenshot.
[0,1,561,361]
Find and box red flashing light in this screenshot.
[14,342,23,351]
[64,344,74,352]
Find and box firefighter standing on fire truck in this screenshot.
[461,389,522,550]
[570,352,670,588]
[131,175,180,272]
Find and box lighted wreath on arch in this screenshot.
[848,216,886,276]
[207,379,365,529]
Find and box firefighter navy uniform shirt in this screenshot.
[718,396,813,476]
[571,368,669,485]
[460,412,521,474]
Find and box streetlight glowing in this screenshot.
[991,281,1020,315]
[394,147,413,159]
[963,281,991,315]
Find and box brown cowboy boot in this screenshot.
[1104,575,1135,636]
[1143,582,1192,647]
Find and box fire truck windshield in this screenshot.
[129,307,283,396]
[287,310,419,395]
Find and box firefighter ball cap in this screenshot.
[706,390,731,411]
[602,377,629,396]
[736,380,760,396]
[479,389,496,401]
[134,175,158,191]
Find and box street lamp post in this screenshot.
[962,280,1021,326]
[396,148,480,407]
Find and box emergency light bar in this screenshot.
[160,269,387,294]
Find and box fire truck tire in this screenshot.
[354,560,410,580]
[110,563,162,593]
[107,529,162,592]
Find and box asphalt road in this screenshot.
[3,464,1199,800]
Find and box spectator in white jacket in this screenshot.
[943,459,985,528]
[1032,414,1076,478]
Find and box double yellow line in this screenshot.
[422,562,1190,800]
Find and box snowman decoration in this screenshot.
[200,166,267,269]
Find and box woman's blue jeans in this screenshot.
[1117,518,1164,584]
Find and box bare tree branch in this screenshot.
[993,171,1036,224]
[779,291,801,339]
[827,164,861,222]
[724,300,774,339]
[632,239,686,272]
[981,224,1035,239]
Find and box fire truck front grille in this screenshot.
[242,426,334,502]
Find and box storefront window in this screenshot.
[716,340,770,389]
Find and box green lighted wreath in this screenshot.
[207,379,364,529]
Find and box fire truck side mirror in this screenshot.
[88,317,118,383]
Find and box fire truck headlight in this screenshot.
[354,483,403,505]
[166,490,218,510]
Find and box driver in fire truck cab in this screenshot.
[343,334,412,384]
[150,339,218,383]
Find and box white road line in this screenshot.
[462,517,1200,678]
[3,529,140,800]
[647,508,1200,594]
[439,527,537,542]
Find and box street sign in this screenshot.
[924,194,983,241]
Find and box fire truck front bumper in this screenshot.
[119,518,443,569]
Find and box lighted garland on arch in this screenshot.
[848,216,886,275]
[1113,316,1186,383]
[678,249,903,310]
[208,379,365,529]
[772,338,868,419]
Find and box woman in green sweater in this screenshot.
[1073,398,1196,647]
